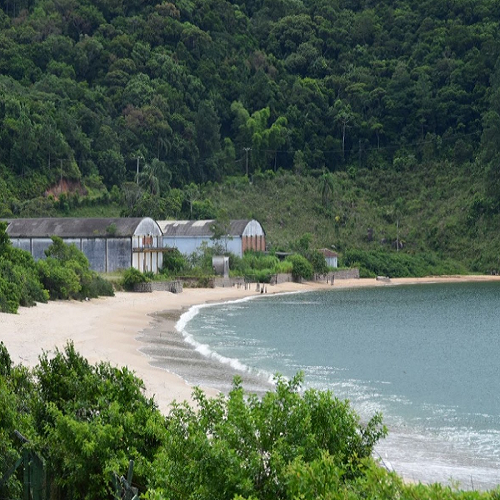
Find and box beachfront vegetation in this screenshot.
[342,249,469,279]
[1,341,499,500]
[0,222,113,313]
[121,266,150,291]
[159,246,319,284]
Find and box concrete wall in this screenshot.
[333,268,359,279]
[82,239,107,272]
[133,280,183,293]
[326,256,338,268]
[32,238,53,260]
[10,236,134,273]
[106,238,132,271]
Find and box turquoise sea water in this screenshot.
[175,282,500,490]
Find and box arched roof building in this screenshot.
[5,217,164,273]
[157,219,266,258]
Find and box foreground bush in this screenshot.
[32,343,166,499]
[2,343,500,500]
[149,373,387,500]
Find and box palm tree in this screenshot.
[138,159,171,196]
[320,171,335,208]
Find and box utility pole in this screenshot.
[396,218,399,252]
[136,157,140,184]
[243,147,251,177]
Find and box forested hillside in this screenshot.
[1,0,500,270]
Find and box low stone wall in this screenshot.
[313,269,359,283]
[274,273,293,285]
[181,277,215,288]
[214,277,243,288]
[212,269,360,288]
[133,280,183,293]
[333,268,360,280]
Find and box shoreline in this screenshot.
[2,275,500,414]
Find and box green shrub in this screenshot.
[307,249,329,274]
[242,251,280,271]
[287,254,314,281]
[149,374,386,500]
[276,260,293,273]
[33,342,166,499]
[0,251,48,311]
[38,237,115,300]
[162,249,189,275]
[121,267,149,291]
[0,275,21,313]
[85,274,115,298]
[244,268,273,283]
[0,224,49,312]
[37,258,81,300]
[341,250,467,278]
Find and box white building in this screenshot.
[318,248,338,268]
[158,219,266,258]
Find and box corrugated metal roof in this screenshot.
[318,248,338,258]
[5,218,152,238]
[158,219,264,237]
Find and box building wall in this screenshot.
[132,234,163,273]
[162,236,204,257]
[10,237,134,273]
[32,238,54,260]
[241,220,266,253]
[82,239,107,272]
[107,238,132,271]
[163,236,245,258]
[242,234,265,253]
[226,237,243,257]
[9,238,31,254]
[326,256,338,268]
[163,234,268,258]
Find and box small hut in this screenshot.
[318,248,338,268]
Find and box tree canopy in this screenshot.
[0,0,498,208]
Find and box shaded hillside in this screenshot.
[1,0,500,271]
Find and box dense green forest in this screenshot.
[1,0,500,270]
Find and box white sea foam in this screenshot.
[175,294,293,386]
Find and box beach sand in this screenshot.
[2,275,500,414]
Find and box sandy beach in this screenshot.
[2,275,500,414]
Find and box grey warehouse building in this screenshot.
[6,217,164,273]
